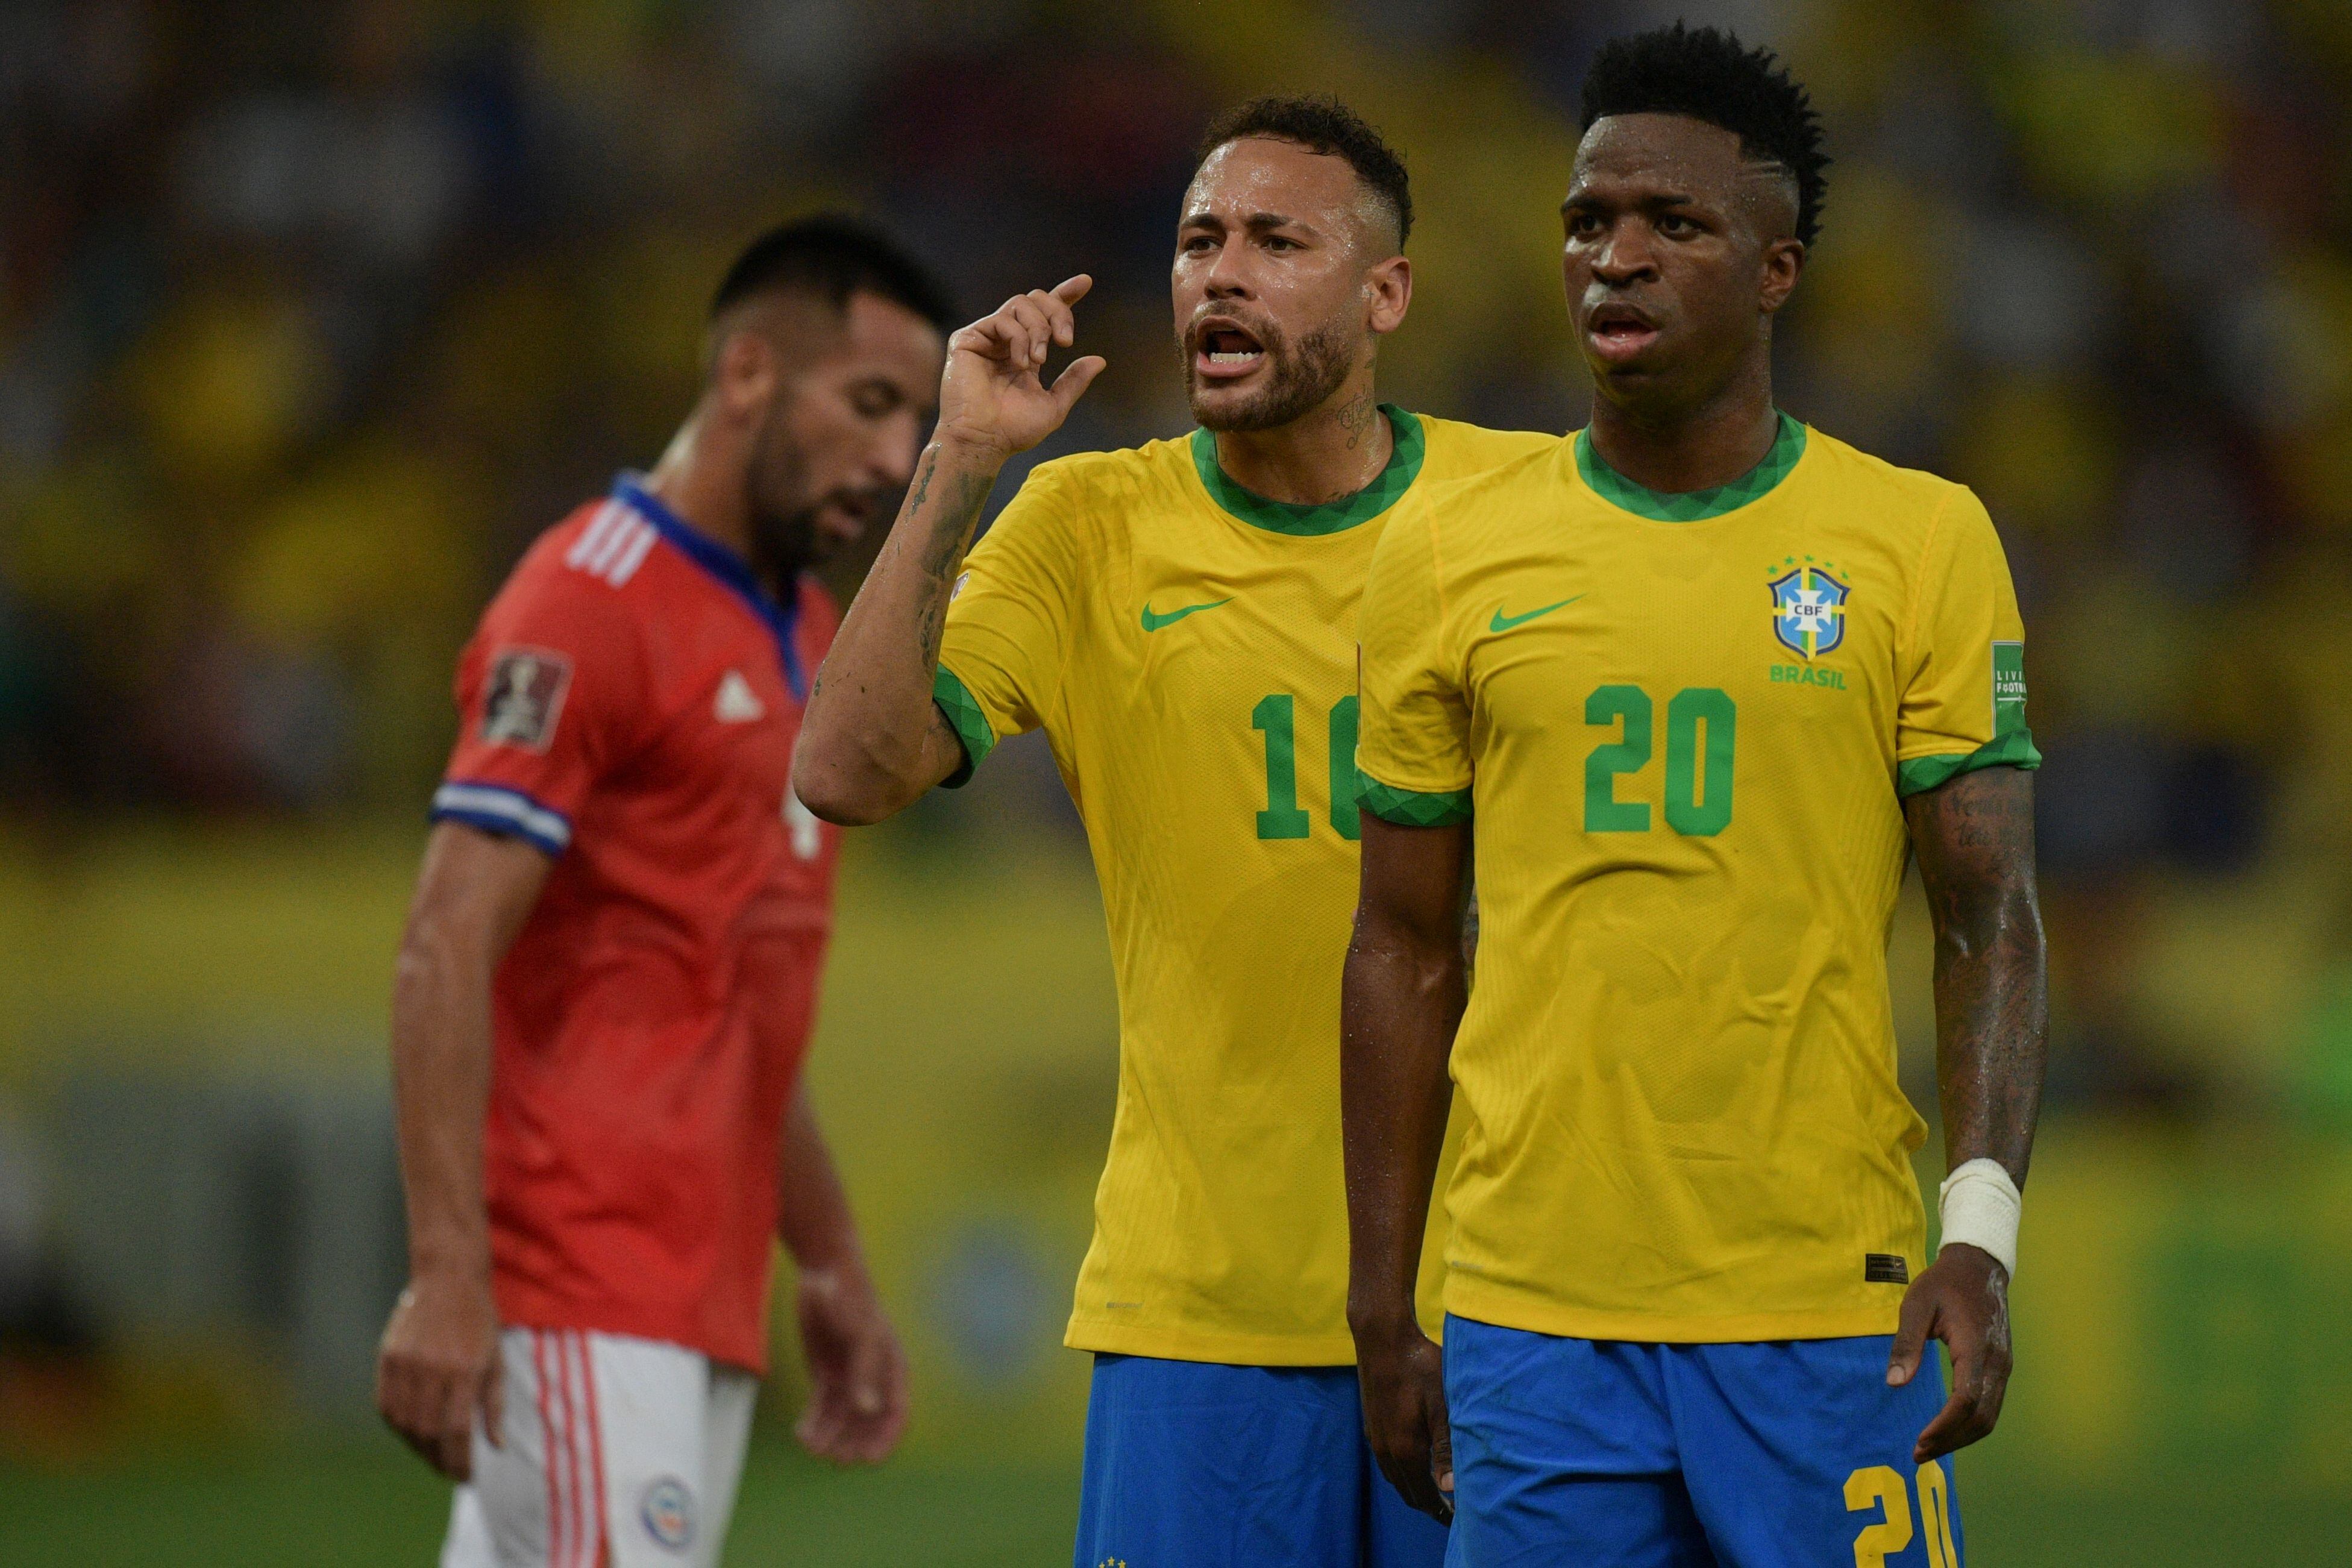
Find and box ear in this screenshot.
[1759,237,1806,315]
[711,325,779,419]
[1366,254,1413,337]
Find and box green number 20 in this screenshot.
[1584,684,1736,836]
[1253,693,1359,842]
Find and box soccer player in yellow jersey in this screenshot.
[795,97,1551,1566]
[1343,27,2047,1568]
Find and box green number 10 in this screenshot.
[1584,684,1736,835]
[1253,693,1359,842]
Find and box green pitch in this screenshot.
[0,1436,2334,1566]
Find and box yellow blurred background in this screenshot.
[3,0,2348,1561]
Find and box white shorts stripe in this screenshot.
[568,1334,592,1568]
[577,1332,609,1567]
[567,1331,604,1568]
[533,1330,566,1568]
[445,1328,754,1568]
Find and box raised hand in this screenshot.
[934,275,1107,463]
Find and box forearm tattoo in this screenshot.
[900,444,997,670]
[1904,767,2048,1184]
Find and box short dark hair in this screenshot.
[1194,93,1413,250]
[1579,23,1829,247]
[710,214,958,334]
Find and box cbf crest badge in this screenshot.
[1767,559,1849,659]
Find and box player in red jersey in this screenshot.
[375,217,953,1568]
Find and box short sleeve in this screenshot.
[1355,503,1473,827]
[932,463,1081,788]
[1894,486,2042,796]
[431,568,645,855]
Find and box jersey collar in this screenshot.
[1189,404,1426,536]
[612,475,806,700]
[1573,410,1807,522]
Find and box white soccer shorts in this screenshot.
[440,1327,759,1568]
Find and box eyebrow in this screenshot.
[1181,210,1310,232]
[1561,189,1698,213]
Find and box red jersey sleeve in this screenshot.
[431,554,647,856]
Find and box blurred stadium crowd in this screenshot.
[6,0,2352,1123]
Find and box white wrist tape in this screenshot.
[1936,1158,2021,1277]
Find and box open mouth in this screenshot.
[1585,302,1661,363]
[1193,321,1267,380]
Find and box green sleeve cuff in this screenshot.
[1357,769,1473,828]
[931,665,996,789]
[1896,728,2042,797]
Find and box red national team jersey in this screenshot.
[431,477,841,1373]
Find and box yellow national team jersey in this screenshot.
[1355,414,2040,1344]
[933,407,1557,1364]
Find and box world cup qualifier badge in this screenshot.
[1766,557,1849,659]
[479,647,572,752]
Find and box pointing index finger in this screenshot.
[1052,274,1094,306]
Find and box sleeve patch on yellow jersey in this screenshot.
[1898,640,2039,796]
[931,663,995,789]
[1992,641,2027,732]
[1358,770,1472,828]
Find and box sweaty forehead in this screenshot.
[1185,136,1388,245]
[1571,111,1787,223]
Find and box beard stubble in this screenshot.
[1184,318,1356,433]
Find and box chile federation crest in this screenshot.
[1768,563,1849,659]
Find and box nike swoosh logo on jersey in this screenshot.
[1140,598,1232,632]
[1488,595,1585,633]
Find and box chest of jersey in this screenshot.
[1462,504,1913,847]
[612,594,830,888]
[1112,517,1381,853]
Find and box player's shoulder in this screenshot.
[1403,428,1575,540]
[1023,434,1193,507]
[477,494,670,650]
[506,494,662,592]
[1409,412,1564,480]
[985,436,1196,554]
[1798,422,1989,538]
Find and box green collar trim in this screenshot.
[1575,411,1807,522]
[1190,405,1426,536]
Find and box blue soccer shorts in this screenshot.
[1442,1315,1965,1568]
[1074,1352,1451,1568]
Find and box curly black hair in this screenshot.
[1580,23,1829,246]
[1195,93,1413,250]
